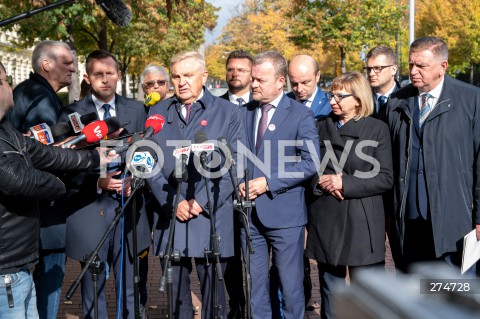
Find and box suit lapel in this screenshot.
[257,95,291,155]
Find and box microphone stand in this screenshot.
[227,160,254,319]
[159,162,184,319]
[130,177,144,319]
[199,154,223,319]
[65,180,144,319]
[241,166,255,319]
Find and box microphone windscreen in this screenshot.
[50,122,72,138]
[144,92,161,107]
[195,130,208,144]
[105,117,121,134]
[80,112,99,125]
[145,114,165,134]
[95,0,132,27]
[82,120,109,143]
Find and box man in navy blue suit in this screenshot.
[239,51,319,318]
[146,51,245,319]
[60,50,150,319]
[287,54,331,119]
[219,49,254,319]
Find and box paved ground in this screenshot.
[58,239,395,318]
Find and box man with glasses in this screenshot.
[6,40,76,319]
[140,64,170,108]
[220,50,254,108]
[387,37,480,274]
[287,54,331,119]
[364,46,399,121]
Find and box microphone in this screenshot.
[63,117,121,148]
[107,132,143,156]
[29,122,72,145]
[67,112,99,134]
[217,137,234,165]
[144,92,161,108]
[129,139,158,175]
[173,146,191,181]
[0,0,132,28]
[193,130,214,168]
[95,0,132,27]
[143,114,165,139]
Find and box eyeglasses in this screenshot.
[226,68,251,75]
[0,75,13,87]
[327,92,354,102]
[143,79,167,89]
[363,65,394,74]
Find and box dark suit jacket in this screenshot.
[147,88,245,258]
[372,82,400,122]
[241,94,319,228]
[59,93,150,261]
[219,91,253,104]
[286,86,331,119]
[387,75,480,257]
[306,114,393,266]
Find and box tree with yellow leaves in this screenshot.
[416,0,480,84]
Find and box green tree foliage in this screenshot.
[289,0,405,74]
[0,0,218,98]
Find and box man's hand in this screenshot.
[476,224,480,241]
[239,177,269,200]
[98,171,131,196]
[176,199,203,222]
[96,147,119,166]
[53,135,77,148]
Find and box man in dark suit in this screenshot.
[60,50,150,318]
[387,37,480,274]
[219,49,253,319]
[287,54,331,119]
[364,46,399,121]
[146,51,245,319]
[239,51,319,318]
[7,40,75,319]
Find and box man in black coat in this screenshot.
[387,36,480,274]
[0,60,109,319]
[7,40,76,319]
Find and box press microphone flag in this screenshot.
[144,92,161,107]
[68,112,99,134]
[63,117,121,148]
[30,122,71,145]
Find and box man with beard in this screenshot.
[219,49,253,319]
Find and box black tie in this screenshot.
[377,96,387,113]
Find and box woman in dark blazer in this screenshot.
[306,71,393,319]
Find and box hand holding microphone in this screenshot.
[62,117,121,148]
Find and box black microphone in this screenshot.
[0,0,132,28]
[95,0,132,27]
[194,130,210,168]
[107,132,142,156]
[173,146,191,182]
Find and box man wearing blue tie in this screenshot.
[239,51,319,318]
[387,36,480,274]
[287,55,331,119]
[364,46,399,121]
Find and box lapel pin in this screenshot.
[268,124,275,131]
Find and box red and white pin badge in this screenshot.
[200,120,208,126]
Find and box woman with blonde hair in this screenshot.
[306,71,393,319]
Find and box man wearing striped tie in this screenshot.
[387,36,480,275]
